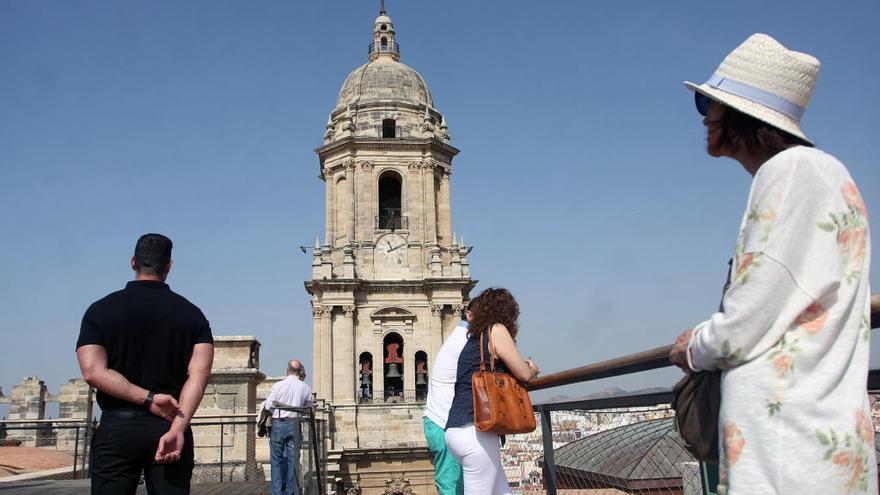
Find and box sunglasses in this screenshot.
[695,92,712,116]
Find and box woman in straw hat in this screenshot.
[669,34,875,494]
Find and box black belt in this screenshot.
[100,408,155,421]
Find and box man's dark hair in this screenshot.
[718,106,813,157]
[133,233,173,276]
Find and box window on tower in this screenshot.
[378,172,403,229]
[380,24,387,31]
[382,118,396,138]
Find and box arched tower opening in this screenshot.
[378,172,402,229]
[358,352,373,402]
[383,332,404,400]
[415,351,428,400]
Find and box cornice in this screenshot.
[304,278,477,295]
[315,137,459,161]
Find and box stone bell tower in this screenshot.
[305,3,475,493]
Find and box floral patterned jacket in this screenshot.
[686,146,875,494]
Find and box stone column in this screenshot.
[324,169,335,245]
[450,305,465,331]
[422,161,438,246]
[407,161,423,241]
[333,306,356,403]
[439,170,452,250]
[372,324,385,401]
[431,305,444,367]
[312,305,324,398]
[358,161,375,243]
[321,306,334,401]
[403,338,416,400]
[345,161,356,241]
[56,378,91,453]
[8,377,48,447]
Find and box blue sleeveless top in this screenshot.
[445,330,512,430]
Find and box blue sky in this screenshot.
[1,0,878,405]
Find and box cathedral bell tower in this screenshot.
[305,4,475,491]
[307,0,473,434]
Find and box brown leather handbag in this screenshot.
[472,327,537,435]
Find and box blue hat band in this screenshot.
[706,73,805,121]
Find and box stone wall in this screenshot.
[330,403,425,450]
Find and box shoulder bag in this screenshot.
[672,369,721,463]
[472,327,537,435]
[671,259,733,464]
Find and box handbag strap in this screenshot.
[479,326,497,373]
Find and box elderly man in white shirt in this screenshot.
[423,301,474,495]
[263,360,313,495]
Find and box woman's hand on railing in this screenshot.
[669,328,694,372]
[526,358,541,382]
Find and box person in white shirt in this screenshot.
[263,360,314,495]
[423,300,474,495]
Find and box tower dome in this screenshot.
[324,2,447,143]
[335,60,433,110]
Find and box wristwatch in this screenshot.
[143,391,155,409]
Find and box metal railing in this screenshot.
[376,211,408,230]
[368,41,400,56]
[513,302,880,495]
[0,418,94,481]
[267,406,327,495]
[356,389,426,404]
[0,410,327,494]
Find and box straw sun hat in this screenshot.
[685,33,820,144]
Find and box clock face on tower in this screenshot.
[375,233,407,266]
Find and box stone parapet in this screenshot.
[7,377,50,447]
[212,335,261,370]
[194,335,264,480]
[56,378,92,453]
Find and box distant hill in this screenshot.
[545,386,670,404]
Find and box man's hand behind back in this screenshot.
[155,428,184,464]
[149,394,182,422]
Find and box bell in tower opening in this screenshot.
[383,333,404,401]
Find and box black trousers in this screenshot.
[90,409,194,495]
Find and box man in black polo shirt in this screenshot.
[77,233,214,495]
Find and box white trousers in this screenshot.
[444,424,511,495]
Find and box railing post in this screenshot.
[310,410,324,495]
[72,425,80,480]
[82,418,95,478]
[540,408,558,495]
[219,422,224,483]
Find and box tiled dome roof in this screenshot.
[335,57,433,110]
[552,418,694,491]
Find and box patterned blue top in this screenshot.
[445,330,512,430]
